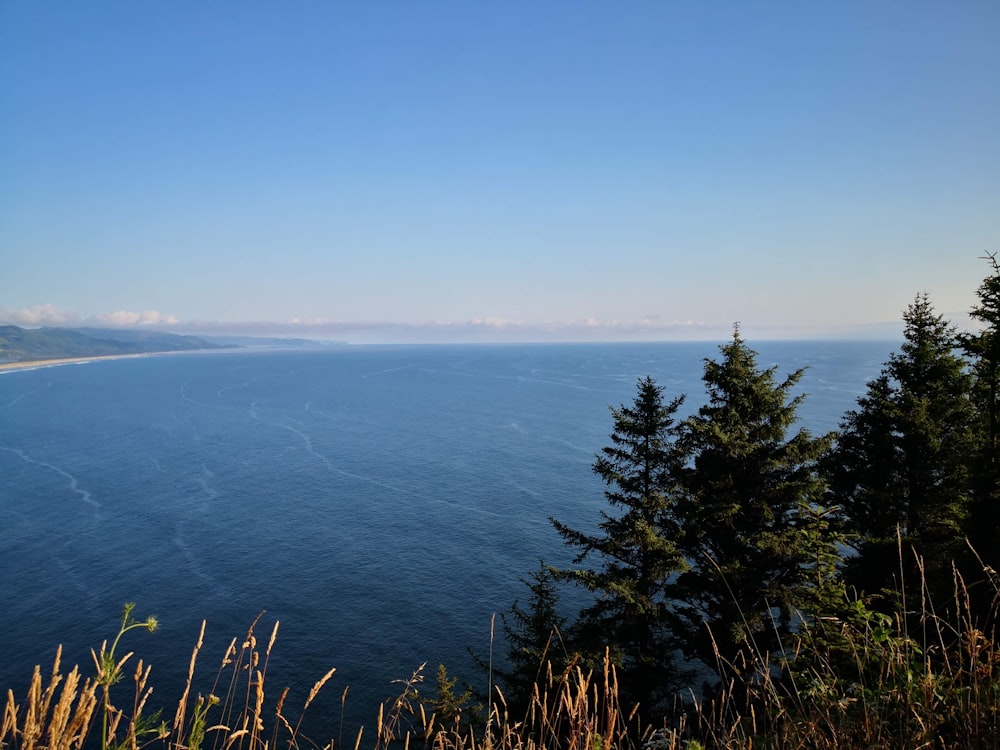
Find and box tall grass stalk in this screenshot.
[6,547,1000,750]
[668,545,1000,749]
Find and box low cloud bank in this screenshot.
[95,310,179,326]
[0,304,81,327]
[169,317,787,343]
[0,304,923,343]
[0,305,178,329]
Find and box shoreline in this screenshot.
[0,352,157,374]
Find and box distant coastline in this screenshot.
[0,326,341,370]
[0,352,158,374]
[0,325,230,370]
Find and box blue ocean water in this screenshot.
[0,341,893,734]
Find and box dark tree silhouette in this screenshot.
[670,327,835,673]
[551,376,688,713]
[826,294,975,592]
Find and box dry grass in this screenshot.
[394,650,656,750]
[0,621,651,750]
[2,646,99,750]
[0,612,339,750]
[5,552,1000,750]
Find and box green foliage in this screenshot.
[98,603,159,685]
[0,325,220,364]
[494,561,569,717]
[825,293,975,592]
[416,664,479,733]
[94,602,162,750]
[185,693,220,750]
[669,327,836,673]
[960,253,1000,570]
[685,549,1000,750]
[550,376,689,713]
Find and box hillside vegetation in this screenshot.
[0,326,223,364]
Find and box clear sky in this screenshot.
[1,2,997,343]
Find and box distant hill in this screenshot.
[0,326,226,364]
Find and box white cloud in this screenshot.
[470,317,524,329]
[0,304,81,326]
[168,315,736,342]
[1,304,898,343]
[0,304,182,328]
[95,310,179,326]
[288,316,332,325]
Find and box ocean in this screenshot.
[0,340,893,736]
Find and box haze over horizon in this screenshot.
[2,3,996,344]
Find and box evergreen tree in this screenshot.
[670,327,836,673]
[825,294,975,591]
[550,376,688,712]
[494,561,568,718]
[416,664,478,733]
[959,254,1000,567]
[825,374,901,544]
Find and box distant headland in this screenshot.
[0,325,345,373]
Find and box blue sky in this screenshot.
[1,2,997,343]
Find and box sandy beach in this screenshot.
[0,353,153,373]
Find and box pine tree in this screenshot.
[825,294,975,591]
[670,327,836,673]
[550,376,688,712]
[825,374,901,544]
[494,561,568,718]
[416,664,478,732]
[959,254,1000,568]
